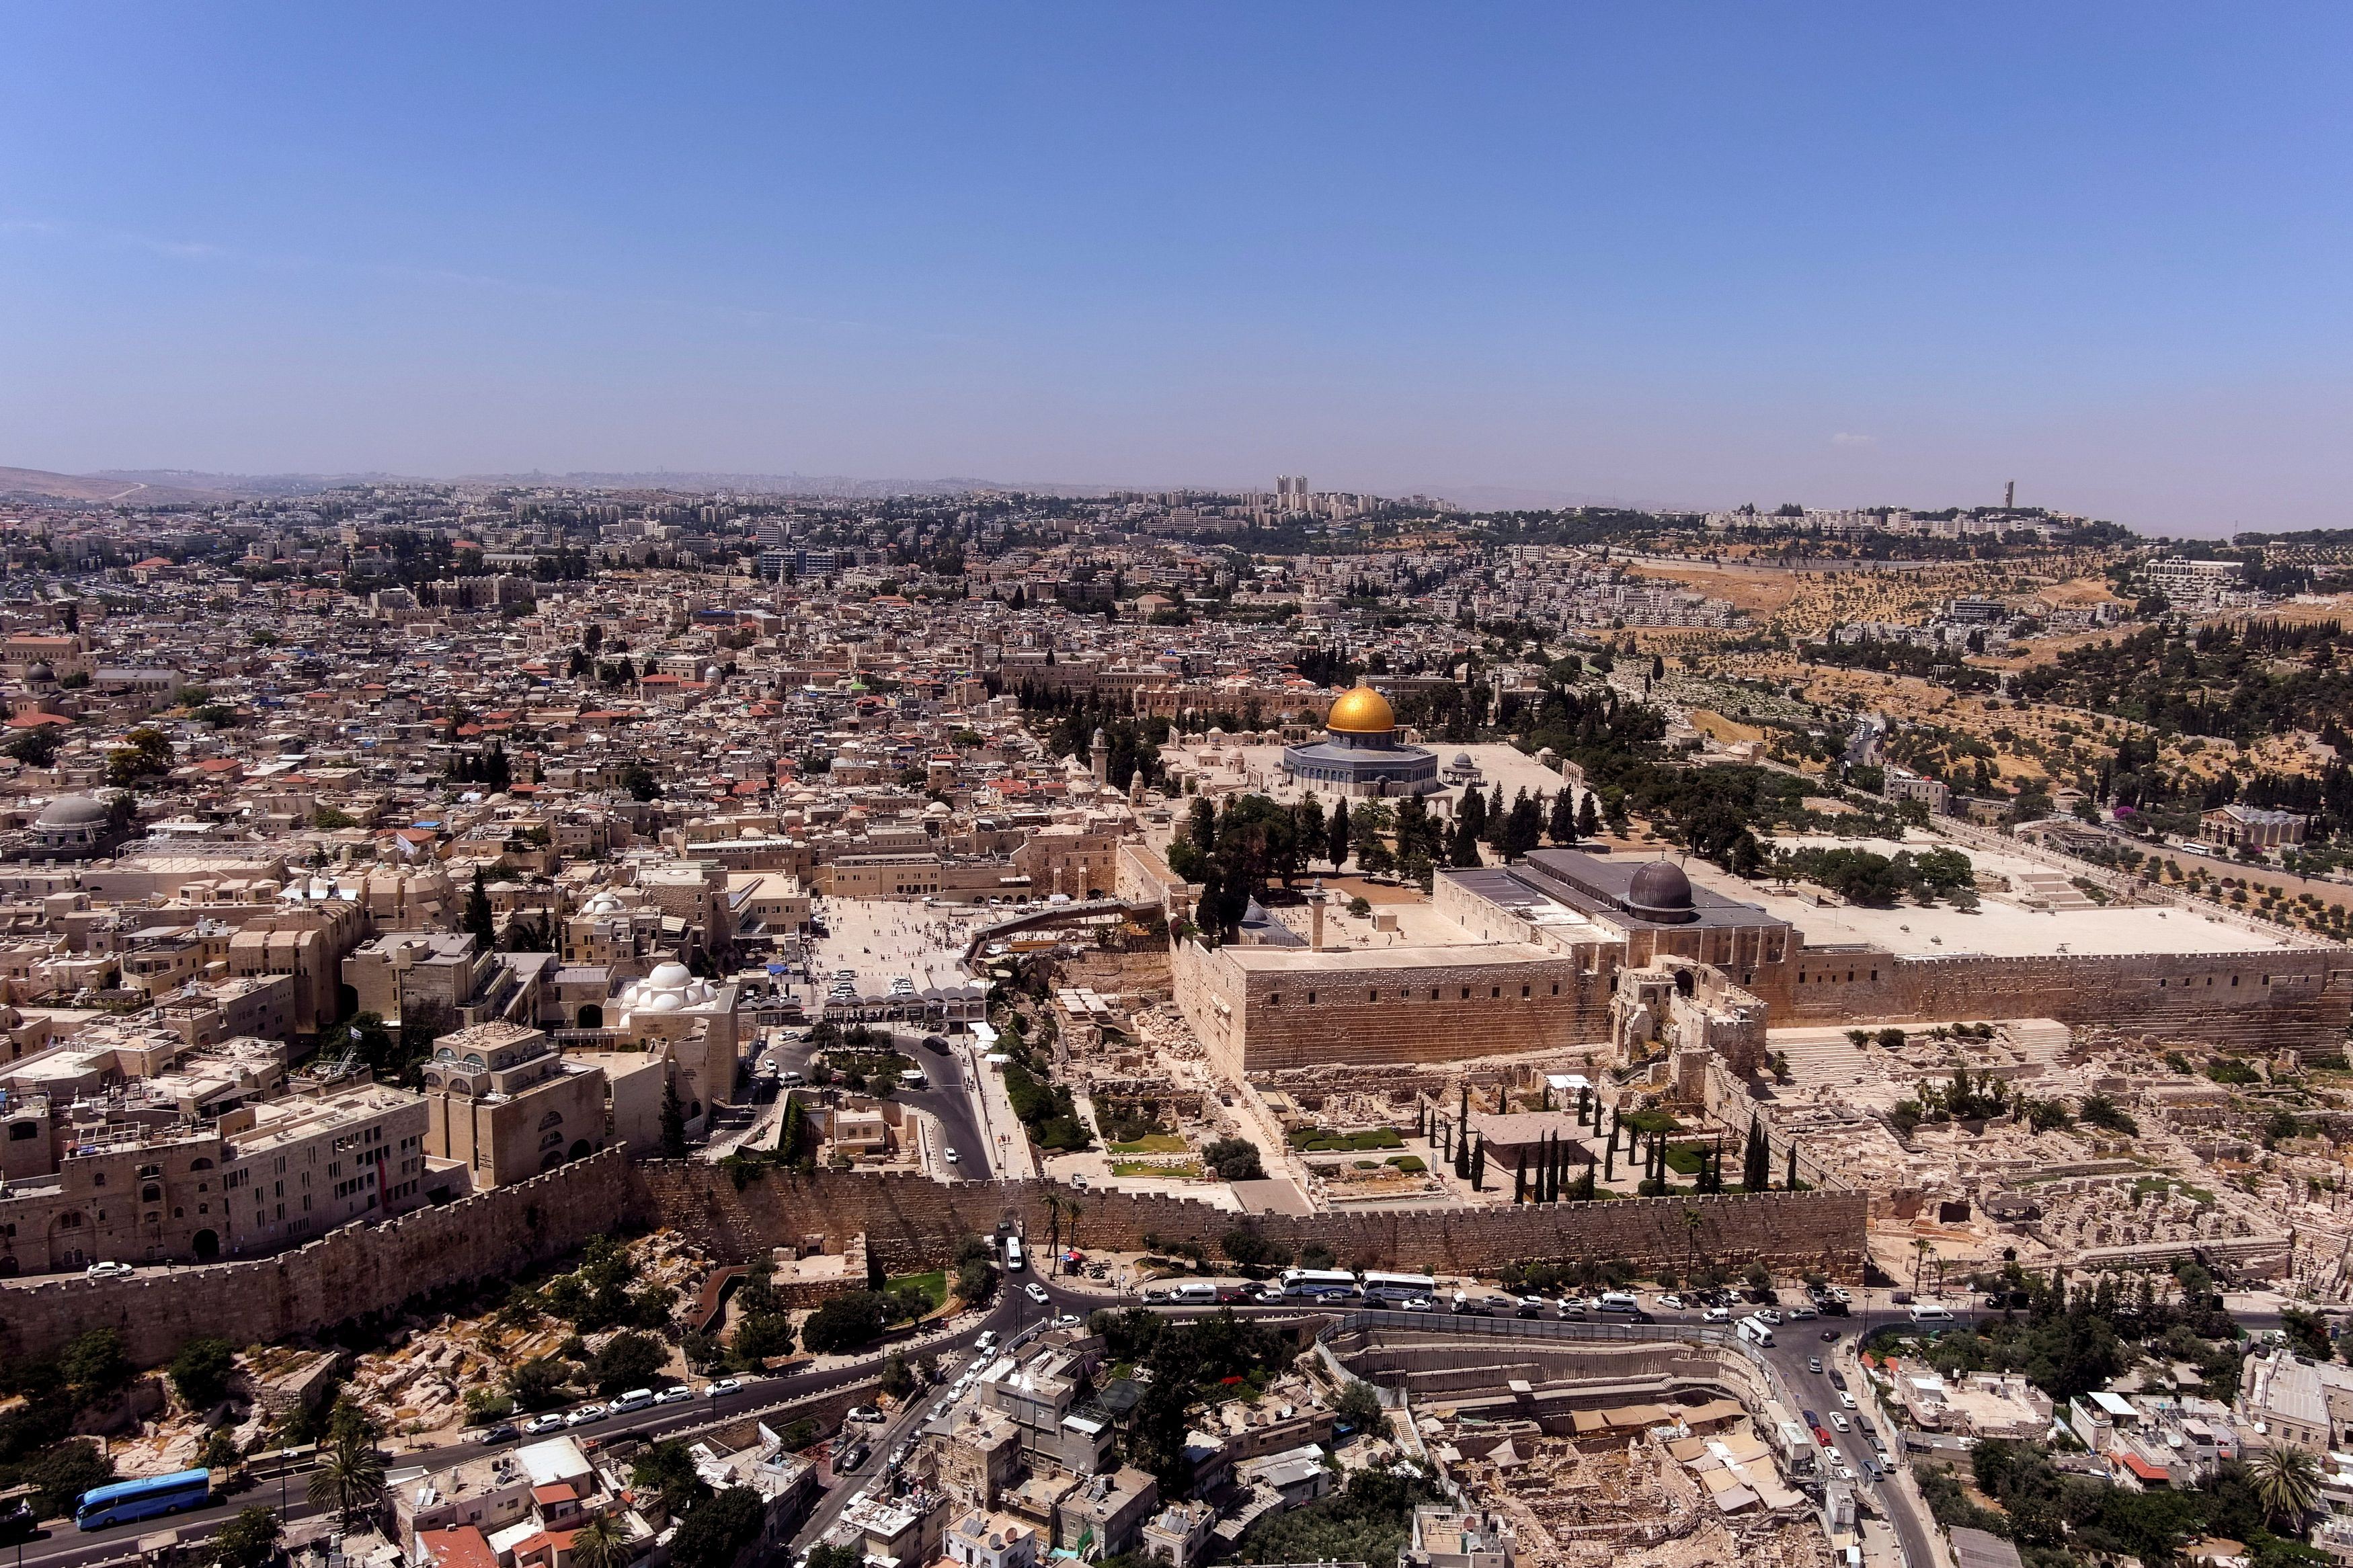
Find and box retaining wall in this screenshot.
[635,1164,1867,1280]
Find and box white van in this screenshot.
[1908,1303,1955,1325]
[1596,1291,1641,1315]
[1737,1315,1776,1347]
[1004,1236,1026,1273]
[608,1389,655,1414]
[900,1067,927,1090]
[1172,1282,1220,1305]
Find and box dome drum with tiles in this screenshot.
[1279,681,1441,798]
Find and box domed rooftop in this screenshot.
[1325,682,1396,735]
[1624,859,1696,921]
[36,794,110,829]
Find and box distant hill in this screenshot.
[0,466,228,505]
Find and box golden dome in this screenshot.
[1325,682,1396,735]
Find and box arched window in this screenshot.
[538,1110,565,1131]
[142,1184,162,1203]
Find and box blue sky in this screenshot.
[3,5,2349,534]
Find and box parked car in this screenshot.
[1657,1293,1684,1310]
[1830,1412,1851,1433]
[704,1378,743,1398]
[838,1444,870,1473]
[482,1424,519,1444]
[84,1261,136,1282]
[1401,1296,1435,1313]
[653,1387,694,1405]
[1789,1307,1819,1321]
[1838,1390,1857,1409]
[1702,1307,1732,1323]
[1516,1296,1546,1318]
[1807,1357,1823,1374]
[522,1413,567,1436]
[974,1331,998,1354]
[608,1389,655,1415]
[565,1405,608,1427]
[847,1405,883,1424]
[1758,1309,1784,1325]
[944,1149,959,1164]
[1556,1302,1588,1321]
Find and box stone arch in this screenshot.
[568,1138,590,1161]
[577,1003,603,1029]
[192,1228,219,1262]
[48,1211,87,1271]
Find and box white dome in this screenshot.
[647,961,692,989]
[643,992,682,1013]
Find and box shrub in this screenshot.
[589,1332,667,1395]
[802,1292,890,1355]
[169,1337,239,1411]
[1203,1137,1265,1181]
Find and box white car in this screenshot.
[84,1260,136,1282]
[521,1413,567,1435]
[1657,1293,1684,1310]
[945,1148,959,1164]
[1829,1412,1851,1433]
[1838,1390,1857,1409]
[1701,1306,1732,1322]
[1026,1282,1051,1305]
[1758,1309,1784,1324]
[704,1378,743,1398]
[608,1389,655,1414]
[1401,1296,1435,1313]
[565,1405,608,1427]
[653,1386,694,1405]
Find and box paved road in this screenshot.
[758,1028,994,1180]
[33,1272,2292,1568]
[30,1299,1031,1568]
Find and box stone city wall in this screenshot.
[1776,948,2353,1053]
[0,1146,641,1366]
[634,1164,1866,1281]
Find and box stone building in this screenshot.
[1278,682,1441,798]
[418,1022,608,1186]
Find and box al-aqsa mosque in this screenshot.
[1279,680,1441,798]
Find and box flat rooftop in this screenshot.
[1683,838,2300,960]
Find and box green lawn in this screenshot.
[1109,1134,1191,1154]
[889,1270,948,1311]
[1663,1141,1715,1176]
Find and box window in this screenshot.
[1521,985,1531,999]
[1267,993,1280,1007]
[1368,989,1378,1003]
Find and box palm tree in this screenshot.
[1682,1206,1704,1280]
[306,1428,388,1533]
[569,1513,635,1568]
[1041,1192,1068,1275]
[2252,1443,2321,1530]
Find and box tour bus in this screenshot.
[1908,1302,1955,1325]
[77,1469,212,1531]
[1360,1270,1439,1304]
[1004,1235,1026,1273]
[1280,1268,1359,1298]
[1736,1315,1776,1347]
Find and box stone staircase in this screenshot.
[2010,868,2100,911]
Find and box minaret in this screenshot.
[1090,727,1109,786]
[1308,878,1328,950]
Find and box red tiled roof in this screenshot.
[416,1525,500,1568]
[6,713,71,729]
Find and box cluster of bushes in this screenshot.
[1003,1062,1094,1151]
[0,1328,134,1520]
[1773,844,1977,908]
[1201,1137,1265,1181]
[532,1235,678,1332]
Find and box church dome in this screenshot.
[1325,683,1396,735]
[1625,859,1696,921]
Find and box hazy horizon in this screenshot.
[7,5,2350,539]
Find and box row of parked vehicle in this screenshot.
[483,1378,753,1442]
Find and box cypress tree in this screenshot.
[1786,1143,1799,1190]
[1514,1162,1526,1204]
[1471,1135,1486,1192]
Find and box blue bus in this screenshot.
[76,1468,212,1530]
